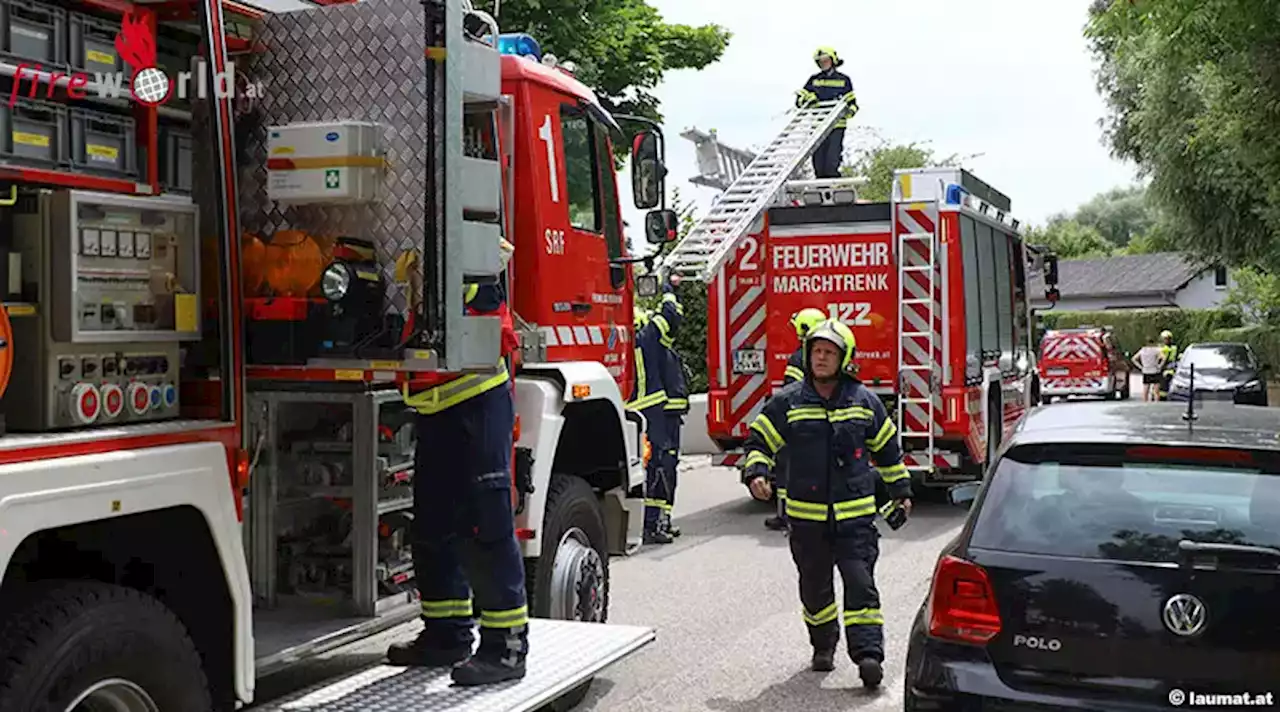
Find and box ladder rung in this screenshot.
[902,298,930,305]
[900,364,932,370]
[902,331,931,338]
[902,265,933,272]
[902,432,934,438]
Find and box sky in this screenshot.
[616,0,1140,253]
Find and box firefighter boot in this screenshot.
[661,511,682,538]
[764,515,787,531]
[453,626,527,686]
[857,657,884,688]
[386,634,471,668]
[811,648,835,672]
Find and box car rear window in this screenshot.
[970,444,1280,563]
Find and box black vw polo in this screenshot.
[905,401,1280,710]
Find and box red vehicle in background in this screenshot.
[1037,327,1132,403]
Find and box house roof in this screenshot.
[1028,252,1206,298]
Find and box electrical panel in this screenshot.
[47,190,201,343]
[1,190,198,432]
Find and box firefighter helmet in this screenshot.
[813,46,844,68]
[789,308,827,338]
[804,319,857,372]
[1160,329,1173,342]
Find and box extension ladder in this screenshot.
[664,97,853,281]
[892,183,942,474]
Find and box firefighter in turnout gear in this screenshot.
[741,319,912,688]
[629,290,681,545]
[658,280,688,539]
[795,47,858,179]
[765,307,828,532]
[1158,329,1178,400]
[388,240,529,686]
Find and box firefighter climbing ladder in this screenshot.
[665,97,854,281]
[892,176,943,473]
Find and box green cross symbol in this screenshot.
[324,169,340,189]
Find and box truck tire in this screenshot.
[526,474,609,712]
[0,580,212,712]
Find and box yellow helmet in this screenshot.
[803,319,857,372]
[789,307,828,338]
[813,46,843,68]
[1160,330,1173,341]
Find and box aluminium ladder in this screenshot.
[664,97,854,281]
[892,185,941,474]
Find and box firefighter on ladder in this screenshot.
[630,283,683,544]
[740,319,912,688]
[764,307,828,532]
[388,238,530,686]
[1158,329,1178,400]
[796,46,858,179]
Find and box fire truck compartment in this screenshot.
[253,619,655,712]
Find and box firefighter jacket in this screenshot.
[403,283,514,415]
[741,377,911,526]
[795,69,858,129]
[653,286,683,349]
[783,346,805,385]
[1160,343,1179,376]
[628,316,668,412]
[662,347,689,414]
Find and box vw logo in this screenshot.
[1163,593,1207,637]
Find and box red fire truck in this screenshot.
[0,0,670,710]
[702,168,1059,493]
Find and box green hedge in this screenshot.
[1039,308,1242,356]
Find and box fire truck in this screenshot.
[666,103,1060,494]
[0,0,669,710]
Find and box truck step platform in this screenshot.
[254,619,655,712]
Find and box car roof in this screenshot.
[1185,341,1252,350]
[1010,401,1280,451]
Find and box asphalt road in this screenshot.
[251,456,970,711]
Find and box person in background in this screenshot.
[795,47,858,179]
[1157,329,1178,400]
[1132,337,1167,402]
[658,276,688,539]
[765,307,828,532]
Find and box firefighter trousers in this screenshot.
[811,128,845,179]
[790,521,884,662]
[642,404,673,532]
[412,385,529,661]
[663,412,684,508]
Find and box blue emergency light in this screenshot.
[497,33,542,61]
[945,184,965,205]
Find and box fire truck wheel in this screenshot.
[525,474,609,711]
[0,580,211,712]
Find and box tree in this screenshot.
[1022,218,1116,260]
[841,130,972,201]
[1085,0,1280,270]
[1072,185,1152,247]
[1223,268,1280,326]
[638,188,709,392]
[499,0,731,149]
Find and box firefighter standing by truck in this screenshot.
[630,281,683,544]
[389,239,530,686]
[740,319,912,688]
[1158,329,1179,400]
[796,47,858,179]
[764,307,828,532]
[660,324,688,540]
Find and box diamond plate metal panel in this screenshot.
[239,0,429,313]
[256,619,655,712]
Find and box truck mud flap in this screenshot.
[253,619,655,712]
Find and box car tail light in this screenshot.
[928,555,1002,644]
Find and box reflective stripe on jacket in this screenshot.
[783,347,805,385]
[798,70,858,128]
[628,319,667,412]
[741,377,910,524]
[403,283,514,415]
[663,346,689,413]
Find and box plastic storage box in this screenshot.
[0,97,67,166]
[0,0,66,67]
[160,126,193,193]
[70,107,137,177]
[69,12,123,75]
